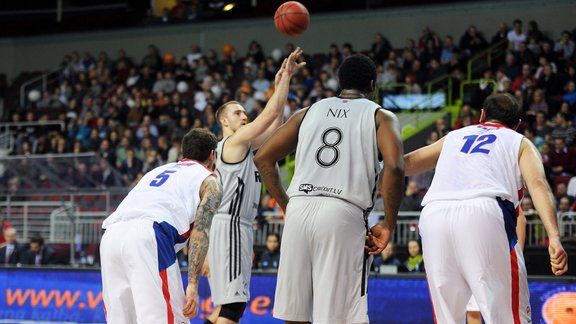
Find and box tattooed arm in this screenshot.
[182,175,222,318]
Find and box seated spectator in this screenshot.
[507,19,526,52]
[563,81,576,107]
[512,64,538,93]
[404,239,424,273]
[554,31,575,63]
[454,104,480,129]
[567,176,576,199]
[527,89,549,116]
[459,25,488,57]
[399,181,423,211]
[548,137,576,176]
[119,147,143,183]
[371,242,403,274]
[22,235,56,265]
[258,233,280,270]
[551,112,576,146]
[0,227,23,265]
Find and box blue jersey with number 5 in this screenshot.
[422,122,524,207]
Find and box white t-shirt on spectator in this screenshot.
[507,31,527,51]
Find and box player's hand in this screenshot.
[365,223,392,255]
[548,238,568,276]
[201,258,210,277]
[274,47,306,87]
[182,284,199,318]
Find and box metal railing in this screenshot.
[19,67,63,108]
[466,39,508,81]
[0,121,65,155]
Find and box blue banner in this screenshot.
[0,268,574,323]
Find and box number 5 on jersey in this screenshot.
[460,134,497,154]
[150,170,177,187]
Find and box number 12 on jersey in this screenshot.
[460,134,497,154]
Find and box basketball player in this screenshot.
[404,93,568,323]
[100,128,222,323]
[254,54,405,323]
[206,47,305,324]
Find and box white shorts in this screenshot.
[274,196,371,324]
[420,197,530,324]
[207,214,253,305]
[100,219,188,324]
[466,296,479,312]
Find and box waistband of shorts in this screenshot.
[214,213,253,226]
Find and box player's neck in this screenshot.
[339,89,366,99]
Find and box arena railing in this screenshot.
[19,66,63,108]
[466,38,509,81]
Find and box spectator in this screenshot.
[512,64,538,93]
[119,147,143,182]
[563,81,576,107]
[516,41,536,67]
[533,111,552,139]
[454,104,480,129]
[548,137,576,176]
[507,19,527,51]
[554,31,575,63]
[527,89,549,116]
[371,242,403,273]
[399,181,423,211]
[22,235,56,265]
[440,35,458,66]
[502,52,521,81]
[551,112,576,146]
[371,32,392,64]
[404,239,424,273]
[459,25,488,57]
[491,22,509,45]
[0,227,23,265]
[258,233,280,270]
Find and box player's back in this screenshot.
[423,122,524,206]
[287,97,381,211]
[102,159,213,237]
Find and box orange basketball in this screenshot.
[274,1,309,37]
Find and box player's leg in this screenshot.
[215,221,254,322]
[126,220,188,323]
[273,197,313,322]
[466,297,482,324]
[100,224,137,323]
[204,305,220,323]
[457,198,531,323]
[310,198,371,324]
[419,202,470,324]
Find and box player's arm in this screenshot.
[518,138,568,276]
[254,108,307,212]
[517,209,526,250]
[183,175,222,318]
[228,48,306,150]
[403,137,445,176]
[367,110,405,255]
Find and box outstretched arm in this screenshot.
[518,138,567,276]
[254,108,307,212]
[228,48,306,151]
[183,176,222,318]
[403,137,445,176]
[366,110,405,255]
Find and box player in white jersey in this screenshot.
[100,128,222,323]
[204,47,305,324]
[404,93,568,324]
[255,54,405,323]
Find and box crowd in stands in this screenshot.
[1,17,576,266]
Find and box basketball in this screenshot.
[274,1,309,37]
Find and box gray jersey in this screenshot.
[287,97,382,212]
[215,136,261,221]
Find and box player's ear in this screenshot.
[513,119,522,131]
[370,80,375,92]
[479,109,486,123]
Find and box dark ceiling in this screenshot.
[0,0,472,38]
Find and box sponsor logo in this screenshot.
[299,184,313,194]
[299,184,342,195]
